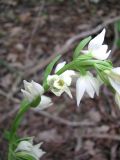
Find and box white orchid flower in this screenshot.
[105,67,120,108]
[82,29,111,60]
[47,61,75,98]
[107,67,120,94]
[15,140,45,160]
[21,80,52,110]
[76,71,101,106]
[115,92,120,108]
[106,67,120,94]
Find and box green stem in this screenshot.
[56,59,112,75]
[8,102,31,160]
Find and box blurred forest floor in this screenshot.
[1,0,120,159]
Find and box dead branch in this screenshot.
[35,110,96,127]
[26,0,45,58]
[82,133,120,141]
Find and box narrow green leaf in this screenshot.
[43,54,61,89]
[17,137,34,143]
[116,39,120,48]
[116,21,120,32]
[73,36,91,59]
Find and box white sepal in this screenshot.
[76,72,101,106]
[21,80,52,110]
[107,67,120,94]
[82,29,111,60]
[21,80,44,101]
[15,140,45,160]
[115,92,120,109]
[55,61,66,73]
[34,95,53,111]
[88,29,106,50]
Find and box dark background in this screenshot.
[1,0,120,159]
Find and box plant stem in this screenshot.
[8,102,31,160]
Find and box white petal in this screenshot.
[23,80,38,96]
[51,88,64,96]
[62,70,76,77]
[87,72,100,96]
[92,45,110,60]
[76,78,85,107]
[31,81,44,95]
[109,78,120,95]
[16,140,45,160]
[60,74,72,86]
[88,29,106,50]
[34,95,52,110]
[33,144,45,158]
[23,80,32,92]
[15,141,32,152]
[109,67,120,82]
[115,92,120,108]
[92,78,100,96]
[112,67,120,75]
[64,86,73,98]
[21,89,33,101]
[84,76,95,98]
[81,50,90,54]
[55,61,66,73]
[47,75,59,86]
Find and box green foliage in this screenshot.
[116,21,120,32]
[17,137,34,143]
[73,36,91,60]
[116,39,120,48]
[10,97,40,138]
[19,99,29,110]
[43,55,61,90]
[15,152,36,160]
[4,130,11,141]
[30,96,41,108]
[115,21,120,48]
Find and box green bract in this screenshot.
[73,36,92,59]
[43,55,61,90]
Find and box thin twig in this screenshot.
[0,90,20,103]
[26,0,45,57]
[7,76,22,100]
[0,106,19,123]
[35,110,96,127]
[82,133,120,141]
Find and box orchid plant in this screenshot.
[7,28,120,160]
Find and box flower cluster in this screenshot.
[21,29,120,109]
[45,28,112,107]
[13,28,120,160]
